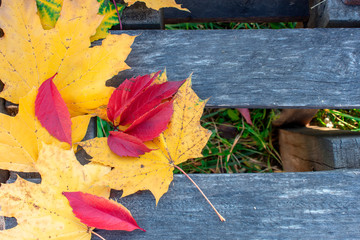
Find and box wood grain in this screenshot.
[163,0,309,24]
[280,127,360,171]
[107,29,360,108]
[6,171,360,239]
[96,171,360,239]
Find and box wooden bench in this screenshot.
[6,0,360,239]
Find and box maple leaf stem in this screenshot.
[173,165,226,222]
[112,0,123,30]
[91,230,106,240]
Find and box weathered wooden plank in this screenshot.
[108,29,360,108]
[309,0,360,27]
[5,171,360,239]
[280,126,360,171]
[163,0,309,24]
[100,171,360,239]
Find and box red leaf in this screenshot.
[107,131,151,157]
[62,191,145,232]
[237,108,253,126]
[120,80,186,125]
[125,101,173,141]
[107,72,160,123]
[35,74,72,145]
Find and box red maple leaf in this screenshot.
[63,191,145,231]
[106,72,185,157]
[35,73,72,145]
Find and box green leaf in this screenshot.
[226,109,240,121]
[96,117,112,138]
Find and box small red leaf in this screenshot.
[107,72,160,123]
[237,108,253,126]
[35,74,72,145]
[108,131,151,157]
[125,101,173,141]
[63,191,145,232]
[120,80,186,125]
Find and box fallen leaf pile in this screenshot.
[81,74,211,203]
[0,0,220,237]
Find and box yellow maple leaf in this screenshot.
[0,89,91,172]
[125,0,189,11]
[0,144,111,239]
[80,75,211,203]
[0,0,135,116]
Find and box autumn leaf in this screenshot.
[124,0,189,11]
[105,72,184,157]
[237,108,253,126]
[90,0,125,41]
[106,72,160,125]
[36,0,125,41]
[0,144,111,239]
[63,191,145,231]
[107,131,152,157]
[0,89,91,172]
[81,75,211,203]
[35,74,72,145]
[0,0,135,116]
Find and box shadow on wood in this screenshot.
[273,109,318,127]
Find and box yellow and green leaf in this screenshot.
[36,0,124,41]
[91,0,125,41]
[36,0,63,30]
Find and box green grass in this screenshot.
[174,108,281,174]
[312,109,360,131]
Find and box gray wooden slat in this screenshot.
[309,0,360,27]
[163,0,309,24]
[107,29,360,109]
[5,171,360,239]
[91,171,360,239]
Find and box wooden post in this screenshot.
[280,126,360,171]
[309,0,360,27]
